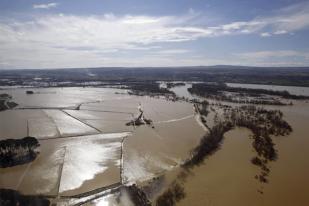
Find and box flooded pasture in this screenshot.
[1,85,309,206]
[0,87,205,205]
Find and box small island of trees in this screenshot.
[0,136,40,168]
[0,93,18,111]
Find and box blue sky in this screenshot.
[0,0,309,69]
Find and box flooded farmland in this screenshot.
[0,87,205,205]
[1,85,309,206]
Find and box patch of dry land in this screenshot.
[0,86,309,206]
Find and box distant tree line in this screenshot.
[124,82,175,96]
[2,66,309,87]
[188,83,309,102]
[166,82,186,89]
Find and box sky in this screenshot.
[0,0,309,69]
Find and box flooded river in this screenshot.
[173,101,309,206]
[157,82,309,206]
[1,85,309,205]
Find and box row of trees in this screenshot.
[187,83,309,105]
[189,83,309,100]
[122,184,152,206]
[218,105,292,183]
[166,82,185,89]
[155,95,294,205]
[184,121,234,167]
[125,82,175,96]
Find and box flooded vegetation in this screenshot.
[156,101,293,205]
[221,105,292,184]
[1,0,309,204]
[125,82,175,97]
[0,80,309,206]
[188,83,309,105]
[0,189,50,206]
[0,137,40,168]
[154,83,306,206]
[0,86,204,205]
[122,184,152,206]
[166,83,186,89]
[126,104,154,128]
[0,94,18,111]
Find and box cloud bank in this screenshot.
[0,1,309,68]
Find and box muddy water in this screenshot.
[177,128,261,206]
[173,101,309,206]
[0,87,204,200]
[1,86,308,205]
[169,84,194,99]
[2,87,128,108]
[57,133,126,196]
[0,133,128,196]
[123,115,205,184]
[262,101,309,205]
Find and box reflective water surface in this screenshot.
[0,87,203,200]
[1,86,309,206]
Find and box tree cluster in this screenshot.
[0,189,49,206]
[0,137,40,168]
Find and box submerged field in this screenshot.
[0,87,205,205]
[0,85,309,205]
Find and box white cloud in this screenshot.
[158,49,189,54]
[122,16,160,24]
[212,1,309,37]
[273,30,287,35]
[33,3,58,9]
[0,13,217,66]
[1,1,309,68]
[255,1,309,34]
[260,32,271,37]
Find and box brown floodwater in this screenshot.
[169,101,309,206]
[123,115,205,184]
[0,87,204,201]
[1,86,308,206]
